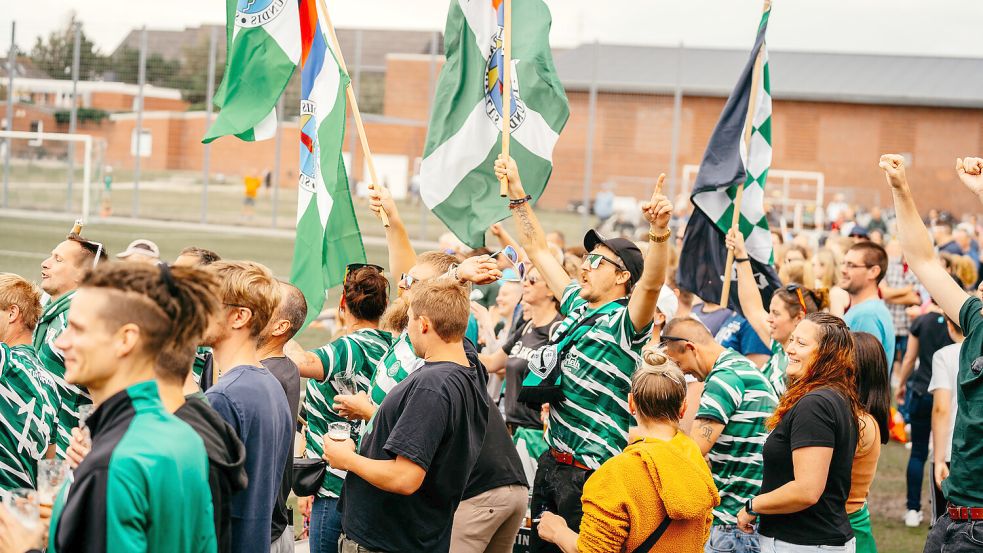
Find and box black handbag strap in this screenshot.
[630,516,672,553]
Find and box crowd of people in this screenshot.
[0,153,982,553]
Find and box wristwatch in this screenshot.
[745,497,761,517]
[649,229,671,243]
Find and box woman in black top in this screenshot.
[737,313,862,551]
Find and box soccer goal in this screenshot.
[0,129,96,222]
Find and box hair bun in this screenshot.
[642,347,670,368]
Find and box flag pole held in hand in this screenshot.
[498,0,513,197]
[720,0,770,306]
[319,0,390,227]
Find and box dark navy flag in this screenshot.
[677,2,780,314]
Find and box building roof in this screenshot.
[13,78,182,100]
[111,25,225,63]
[553,43,983,108]
[0,56,51,80]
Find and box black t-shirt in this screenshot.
[909,313,954,396]
[758,388,857,546]
[261,356,301,539]
[463,403,528,499]
[339,359,490,553]
[503,315,563,428]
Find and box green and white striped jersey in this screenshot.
[0,343,61,490]
[696,348,778,525]
[544,282,653,470]
[191,346,213,388]
[762,339,787,397]
[304,329,394,498]
[368,331,424,407]
[31,290,91,459]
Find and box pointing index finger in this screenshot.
[654,173,666,197]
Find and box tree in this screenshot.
[29,12,104,80]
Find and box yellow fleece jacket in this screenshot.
[577,432,720,553]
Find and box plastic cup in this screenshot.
[37,459,68,507]
[3,488,40,529]
[327,422,350,442]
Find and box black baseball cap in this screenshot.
[583,229,644,286]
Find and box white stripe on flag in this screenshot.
[420,100,500,208]
[253,108,279,142]
[459,0,498,63]
[511,86,561,161]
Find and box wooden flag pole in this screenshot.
[719,4,768,306]
[319,0,390,227]
[498,0,513,197]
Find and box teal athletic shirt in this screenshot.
[48,380,216,553]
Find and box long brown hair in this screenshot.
[767,312,862,430]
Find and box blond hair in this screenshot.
[779,259,815,288]
[210,260,280,338]
[0,273,42,331]
[631,348,687,422]
[409,278,470,342]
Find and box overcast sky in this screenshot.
[3,0,982,58]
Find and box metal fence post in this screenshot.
[66,23,81,212]
[668,42,683,201]
[581,40,599,231]
[420,30,439,243]
[2,21,15,208]
[201,25,218,224]
[271,95,284,228]
[132,25,147,217]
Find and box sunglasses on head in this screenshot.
[658,334,690,348]
[344,263,384,284]
[783,283,808,313]
[74,238,105,269]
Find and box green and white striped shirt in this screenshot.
[544,282,653,469]
[368,332,424,407]
[762,339,788,397]
[0,344,61,490]
[32,290,91,459]
[191,346,213,388]
[696,348,779,525]
[304,329,394,498]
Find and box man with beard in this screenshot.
[495,155,673,553]
[35,226,108,458]
[841,241,896,367]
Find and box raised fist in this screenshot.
[878,154,907,189]
[956,157,983,196]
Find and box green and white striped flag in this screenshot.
[693,4,773,264]
[421,0,569,248]
[203,0,300,143]
[289,0,366,328]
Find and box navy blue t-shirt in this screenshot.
[206,365,293,553]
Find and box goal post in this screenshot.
[0,130,95,222]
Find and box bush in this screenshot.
[54,108,109,125]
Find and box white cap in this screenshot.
[116,239,160,260]
[656,285,678,321]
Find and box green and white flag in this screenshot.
[677,2,780,313]
[289,0,366,328]
[421,0,569,248]
[203,0,300,143]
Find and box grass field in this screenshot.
[0,208,937,552]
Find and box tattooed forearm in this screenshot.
[700,423,713,442]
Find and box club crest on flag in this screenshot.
[236,0,290,28]
[299,99,319,193]
[483,1,526,130]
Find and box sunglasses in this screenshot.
[658,334,690,348]
[583,252,626,272]
[75,238,105,269]
[344,263,384,284]
[783,284,808,313]
[491,245,527,282]
[398,273,418,291]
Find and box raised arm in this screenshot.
[627,174,672,332]
[489,223,525,260]
[494,155,571,300]
[369,185,417,284]
[725,228,771,345]
[881,154,968,321]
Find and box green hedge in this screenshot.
[54,108,109,125]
